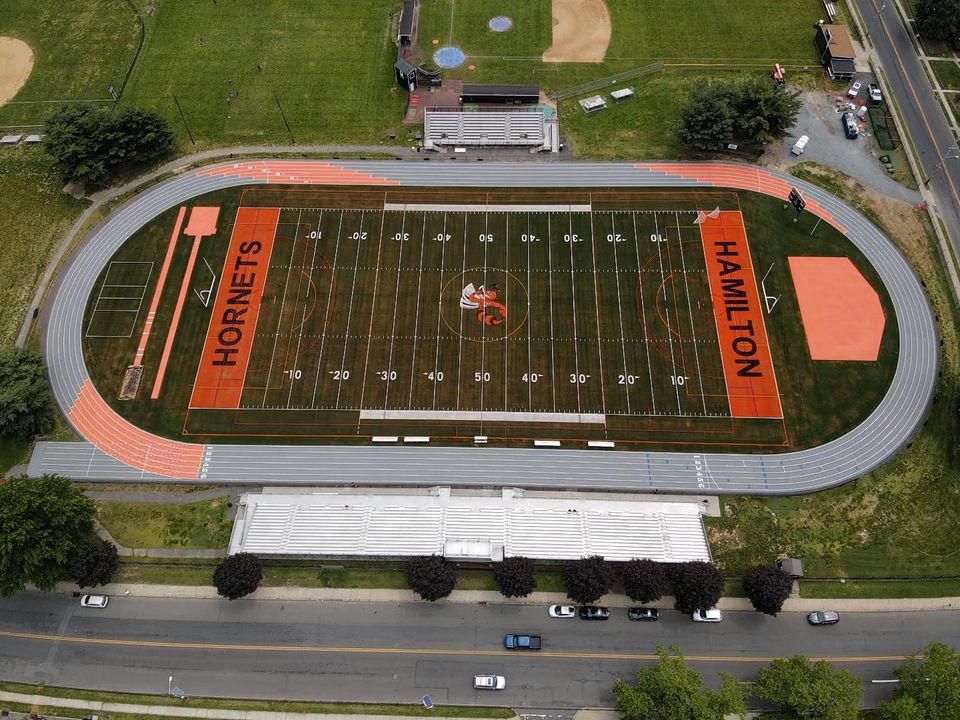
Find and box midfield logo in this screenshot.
[460,283,507,326]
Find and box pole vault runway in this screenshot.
[28,161,939,494]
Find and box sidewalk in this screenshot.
[54,582,960,612]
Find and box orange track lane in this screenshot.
[198,161,400,186]
[700,212,783,418]
[69,381,205,477]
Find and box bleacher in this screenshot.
[424,109,550,150]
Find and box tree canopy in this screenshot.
[622,558,666,604]
[679,83,736,151]
[70,536,120,588]
[407,555,457,601]
[564,555,613,604]
[755,655,863,720]
[915,0,960,43]
[613,644,746,720]
[0,474,96,596]
[494,556,537,598]
[742,564,793,616]
[0,346,55,441]
[879,642,960,720]
[44,104,175,187]
[212,553,263,600]
[669,561,724,615]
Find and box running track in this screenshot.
[28,161,939,494]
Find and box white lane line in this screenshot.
[286,209,318,408]
[407,212,428,410]
[261,209,299,408]
[653,212,682,413]
[309,210,343,408]
[335,211,367,409]
[383,211,406,409]
[675,212,708,415]
[430,213,448,410]
[633,212,657,415]
[611,212,631,414]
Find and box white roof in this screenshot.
[611,88,635,100]
[579,95,607,111]
[229,489,710,563]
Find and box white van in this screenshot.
[791,135,809,156]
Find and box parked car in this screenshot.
[628,608,660,622]
[474,675,506,690]
[579,606,610,620]
[692,608,722,622]
[548,604,576,618]
[868,83,883,104]
[807,610,840,625]
[504,634,542,650]
[847,80,862,98]
[790,134,809,156]
[842,112,859,139]
[80,594,109,608]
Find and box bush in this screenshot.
[213,553,263,600]
[564,555,613,604]
[407,555,457,601]
[494,556,537,598]
[622,558,666,604]
[0,346,54,441]
[70,536,119,588]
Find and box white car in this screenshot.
[692,608,722,622]
[474,675,506,690]
[847,81,862,98]
[548,604,576,618]
[80,594,109,608]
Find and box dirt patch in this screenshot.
[0,37,34,106]
[542,0,611,64]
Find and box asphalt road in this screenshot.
[0,593,954,710]
[854,0,960,247]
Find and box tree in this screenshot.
[69,536,119,588]
[622,558,666,604]
[879,642,960,720]
[755,655,863,720]
[678,83,735,151]
[0,475,96,596]
[212,553,263,600]
[407,555,457,601]
[669,561,724,615]
[494,556,537,598]
[564,555,613,604]
[915,0,960,44]
[732,77,803,145]
[741,564,792,616]
[613,644,746,720]
[44,104,174,187]
[0,346,54,441]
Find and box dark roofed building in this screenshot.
[815,23,856,79]
[398,0,416,45]
[461,84,540,105]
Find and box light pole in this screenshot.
[864,1,887,38]
[925,144,960,186]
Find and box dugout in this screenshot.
[461,84,540,105]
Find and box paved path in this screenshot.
[28,160,939,494]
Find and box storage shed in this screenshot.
[460,84,540,105]
[814,23,856,79]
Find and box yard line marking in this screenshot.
[335,212,367,409]
[547,213,557,413]
[261,212,298,407]
[430,213,448,410]
[455,211,468,411]
[356,205,389,425]
[632,212,657,415]
[479,206,489,422]
[675,212,708,415]
[567,210,582,415]
[526,213,533,413]
[587,198,607,417]
[502,211,509,412]
[654,212,682,413]
[383,211,407,409]
[309,209,344,408]
[610,213,631,414]
[286,210,314,408]
[407,213,428,410]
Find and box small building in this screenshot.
[460,84,540,105]
[814,23,856,79]
[398,0,416,45]
[395,57,418,90]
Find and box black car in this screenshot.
[842,112,859,139]
[579,606,610,620]
[628,607,660,621]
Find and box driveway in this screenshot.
[771,87,921,204]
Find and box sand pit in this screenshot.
[0,37,34,106]
[542,0,611,63]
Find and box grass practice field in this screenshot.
[82,185,898,451]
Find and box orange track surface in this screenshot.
[789,256,886,361]
[701,212,783,418]
[133,206,185,368]
[198,161,400,186]
[69,380,205,477]
[190,207,279,409]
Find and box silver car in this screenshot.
[807,610,840,625]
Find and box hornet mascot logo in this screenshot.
[460,283,507,326]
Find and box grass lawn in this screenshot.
[96,497,234,549]
[931,60,960,91]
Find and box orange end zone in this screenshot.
[700,212,783,418]
[189,207,280,409]
[788,257,886,361]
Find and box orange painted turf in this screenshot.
[700,212,783,419]
[189,207,279,409]
[788,256,886,361]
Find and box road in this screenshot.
[854,0,960,248]
[0,593,953,710]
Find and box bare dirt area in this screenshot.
[542,0,611,63]
[0,37,34,106]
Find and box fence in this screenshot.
[550,61,664,101]
[869,106,901,151]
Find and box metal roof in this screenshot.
[228,488,711,562]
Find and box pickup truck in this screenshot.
[504,633,542,650]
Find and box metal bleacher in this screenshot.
[424,108,547,150]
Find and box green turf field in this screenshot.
[81,185,898,451]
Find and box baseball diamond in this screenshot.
[29,161,938,494]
